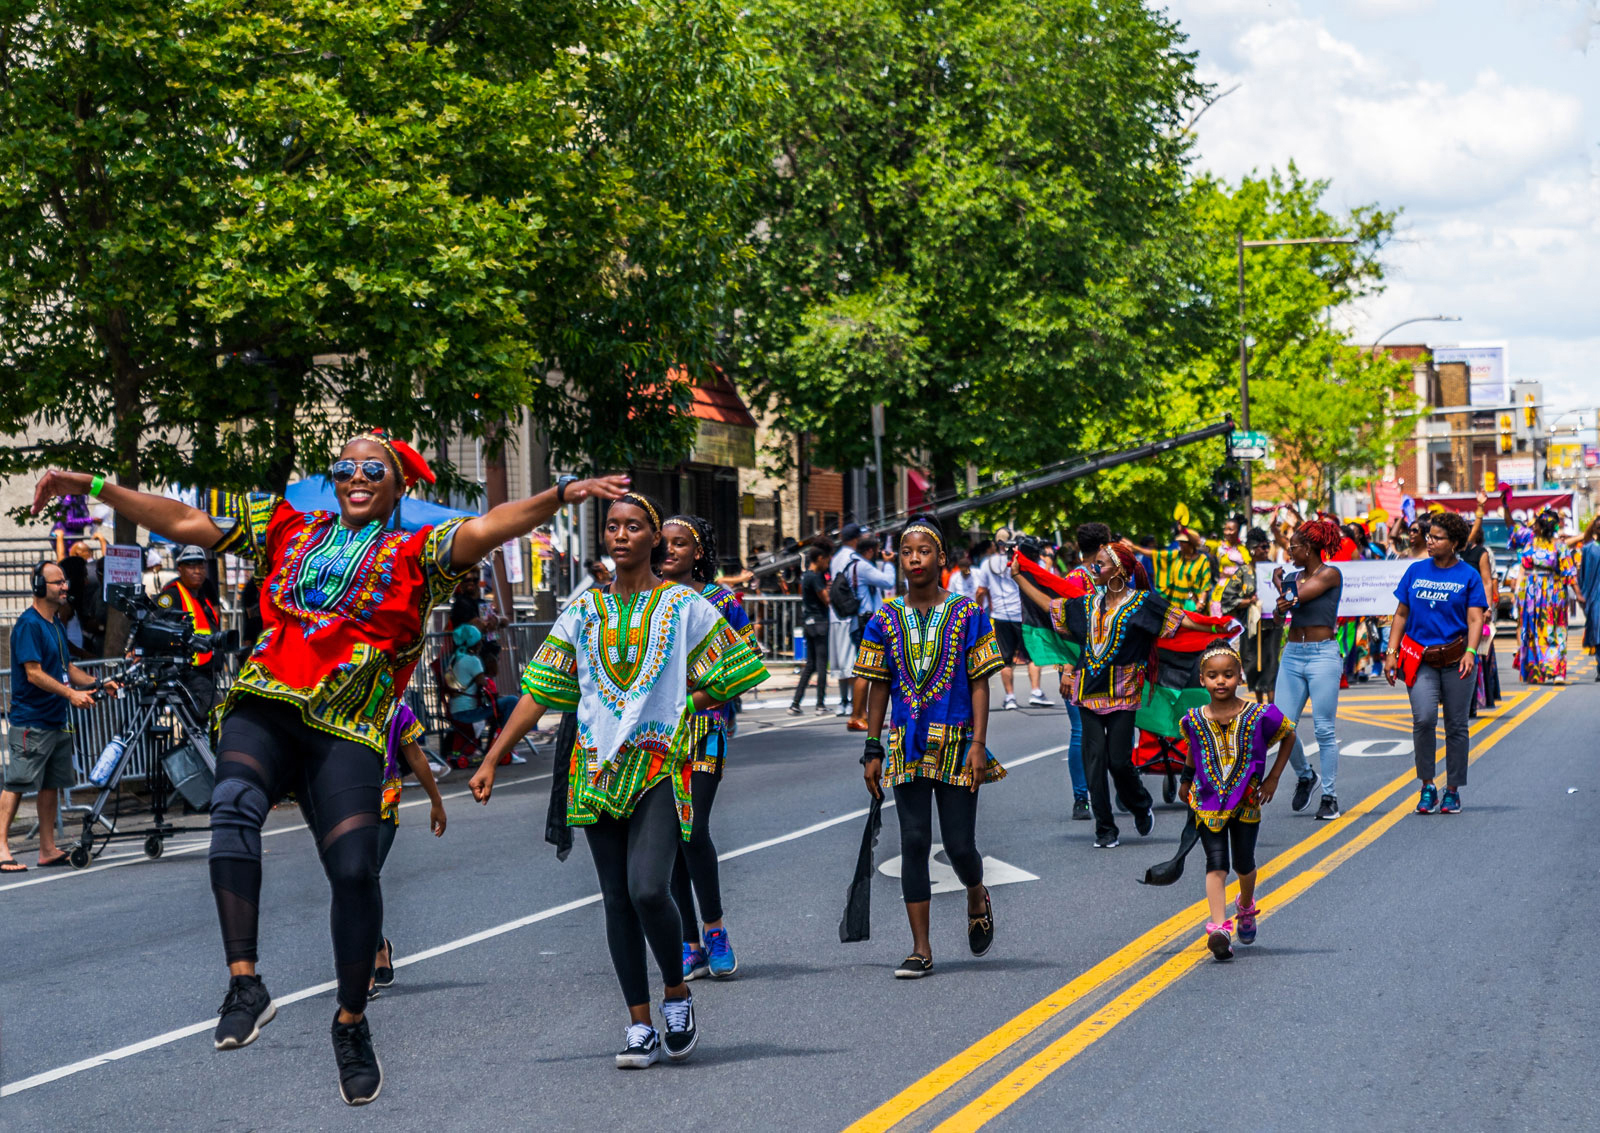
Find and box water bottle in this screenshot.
[89,735,128,787]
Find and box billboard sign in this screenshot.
[1432,343,1509,407]
[1497,456,1535,486]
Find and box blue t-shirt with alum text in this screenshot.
[8,607,72,729]
[1394,558,1487,648]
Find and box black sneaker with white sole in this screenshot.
[1134,807,1154,837]
[1093,833,1120,849]
[214,975,276,1051]
[894,953,934,978]
[1314,794,1341,821]
[331,1014,383,1105]
[1291,776,1317,813]
[616,1023,661,1069]
[662,995,698,1061]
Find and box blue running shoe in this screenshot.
[703,926,737,978]
[1439,789,1461,814]
[1415,784,1439,814]
[682,942,709,982]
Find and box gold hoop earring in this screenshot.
[1107,574,1127,594]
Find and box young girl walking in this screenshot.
[857,517,1006,978]
[368,701,447,998]
[471,494,766,1067]
[659,514,749,980]
[1178,644,1296,961]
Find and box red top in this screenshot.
[209,491,469,752]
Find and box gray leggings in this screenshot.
[1407,662,1472,787]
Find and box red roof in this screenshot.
[674,367,758,429]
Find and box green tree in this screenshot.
[735,0,1211,506]
[0,0,769,536]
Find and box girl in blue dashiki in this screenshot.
[857,517,1006,979]
[1178,644,1296,962]
[659,515,752,981]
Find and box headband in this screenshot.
[615,493,660,530]
[346,429,436,491]
[902,519,945,555]
[1200,642,1242,666]
[663,515,702,549]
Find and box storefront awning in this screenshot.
[684,370,757,469]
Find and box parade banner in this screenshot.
[1257,559,1411,619]
[1417,491,1574,528]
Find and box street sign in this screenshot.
[870,402,886,438]
[1229,430,1269,461]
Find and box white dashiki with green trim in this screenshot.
[521,582,768,838]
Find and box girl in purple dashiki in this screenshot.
[369,701,447,997]
[659,515,751,981]
[857,518,1006,980]
[1179,644,1296,962]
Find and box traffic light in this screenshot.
[1523,392,1537,430]
[1497,414,1514,454]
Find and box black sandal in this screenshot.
[0,858,27,874]
[968,888,994,957]
[894,953,933,979]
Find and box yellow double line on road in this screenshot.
[847,684,1560,1132]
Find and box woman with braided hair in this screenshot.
[1271,517,1346,821]
[1014,541,1215,849]
[659,514,750,980]
[32,441,627,1104]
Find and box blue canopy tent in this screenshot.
[284,477,478,532]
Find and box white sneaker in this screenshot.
[1003,694,1018,710]
[1028,689,1050,707]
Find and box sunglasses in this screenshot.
[330,459,389,484]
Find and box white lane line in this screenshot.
[0,771,553,894]
[1,740,1067,1098]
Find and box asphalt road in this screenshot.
[2,655,1596,1132]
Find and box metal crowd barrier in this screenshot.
[738,594,802,668]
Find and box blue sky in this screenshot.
[1160,0,1598,418]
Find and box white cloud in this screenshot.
[1170,1,1598,411]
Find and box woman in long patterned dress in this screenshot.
[1508,505,1579,683]
[659,514,750,981]
[33,441,626,1105]
[857,517,1006,979]
[472,495,766,1068]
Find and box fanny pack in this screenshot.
[1397,633,1465,688]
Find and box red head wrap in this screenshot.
[1105,543,1151,591]
[351,429,435,491]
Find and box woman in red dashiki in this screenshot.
[32,448,625,1106]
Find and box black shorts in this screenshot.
[992,619,1029,666]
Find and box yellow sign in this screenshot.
[1549,442,1583,472]
[1173,502,1190,526]
[690,420,757,469]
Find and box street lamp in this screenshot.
[1369,314,1461,354]
[1236,234,1359,522]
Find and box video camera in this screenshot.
[1009,533,1049,564]
[112,589,198,660]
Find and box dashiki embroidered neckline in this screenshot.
[880,596,971,717]
[1082,590,1148,679]
[1193,703,1264,798]
[586,586,683,710]
[273,513,403,638]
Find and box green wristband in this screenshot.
[89,474,105,497]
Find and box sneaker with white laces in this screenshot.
[1028,689,1051,707]
[662,995,697,1061]
[1002,694,1018,710]
[616,1022,660,1069]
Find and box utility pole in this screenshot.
[870,403,888,528]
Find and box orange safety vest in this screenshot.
[160,579,217,667]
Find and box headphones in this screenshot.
[32,560,52,598]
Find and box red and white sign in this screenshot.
[1416,491,1575,528]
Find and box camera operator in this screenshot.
[155,545,223,715]
[1,562,119,872]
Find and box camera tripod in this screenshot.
[67,659,215,869]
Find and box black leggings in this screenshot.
[1197,818,1259,875]
[584,780,685,1007]
[375,818,398,951]
[670,763,723,942]
[892,777,983,904]
[791,630,830,708]
[1079,708,1152,841]
[209,695,382,1015]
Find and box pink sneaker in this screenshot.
[1235,902,1258,945]
[1205,919,1234,962]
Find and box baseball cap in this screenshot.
[840,523,862,542]
[175,545,209,565]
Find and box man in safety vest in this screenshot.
[157,544,221,714]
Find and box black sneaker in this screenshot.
[1291,776,1317,813]
[662,994,697,1061]
[373,937,395,988]
[968,888,994,957]
[616,1023,660,1069]
[330,1014,383,1105]
[1315,794,1340,821]
[1134,807,1154,837]
[1093,833,1120,849]
[786,704,802,716]
[1071,795,1091,821]
[214,975,275,1051]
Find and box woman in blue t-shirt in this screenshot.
[1385,511,1487,815]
